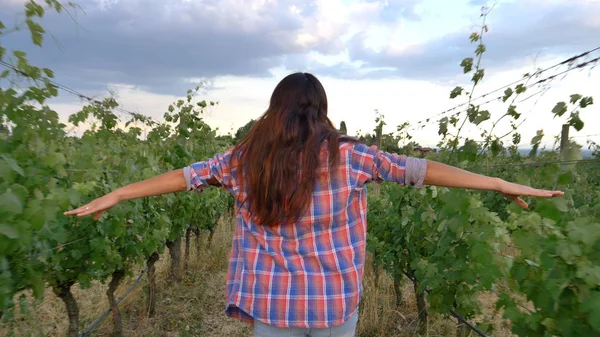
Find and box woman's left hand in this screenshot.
[498,180,564,209]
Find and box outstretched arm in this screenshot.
[65,150,230,221]
[424,160,564,208]
[353,143,564,209]
[64,169,187,220]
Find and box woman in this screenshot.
[65,72,563,337]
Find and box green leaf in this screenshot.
[511,262,528,282]
[552,198,568,212]
[441,193,470,213]
[48,83,59,97]
[552,102,568,117]
[515,84,526,94]
[579,96,593,108]
[438,117,448,136]
[0,192,23,214]
[460,58,473,73]
[507,105,520,119]
[531,129,544,145]
[541,318,556,330]
[0,224,18,239]
[475,44,486,56]
[558,171,572,185]
[556,241,581,263]
[568,112,584,131]
[570,94,582,104]
[67,189,80,205]
[25,1,45,17]
[473,110,490,125]
[1,155,25,176]
[472,242,493,265]
[13,50,26,59]
[566,219,600,247]
[491,140,502,156]
[535,199,561,222]
[467,105,478,123]
[512,133,521,145]
[502,88,513,102]
[25,202,46,230]
[26,19,45,47]
[576,263,600,285]
[30,273,44,299]
[450,86,464,99]
[42,68,54,78]
[580,293,600,330]
[471,69,485,84]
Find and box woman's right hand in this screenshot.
[64,192,121,220]
[64,169,188,221]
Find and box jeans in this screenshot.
[253,310,359,337]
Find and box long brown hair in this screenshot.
[232,72,351,226]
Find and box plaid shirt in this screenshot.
[183,141,427,328]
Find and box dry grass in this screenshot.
[356,258,515,337]
[3,216,519,336]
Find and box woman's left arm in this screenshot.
[423,160,564,208]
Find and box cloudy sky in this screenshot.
[1,0,599,148]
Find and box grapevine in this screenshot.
[366,5,599,336]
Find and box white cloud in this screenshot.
[5,0,599,151]
[49,54,600,151]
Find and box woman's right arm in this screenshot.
[64,150,232,220]
[64,169,188,220]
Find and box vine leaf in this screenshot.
[579,97,593,108]
[0,224,19,239]
[450,86,464,99]
[570,94,582,104]
[438,117,449,136]
[461,57,473,73]
[0,191,23,214]
[502,88,513,102]
[568,112,584,131]
[552,102,567,117]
